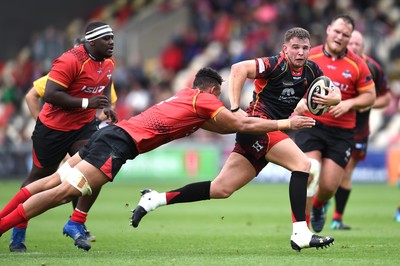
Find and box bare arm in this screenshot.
[201,108,315,134]
[25,86,41,120]
[329,88,376,118]
[372,91,391,109]
[44,79,110,109]
[228,60,257,110]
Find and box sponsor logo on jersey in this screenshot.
[81,85,106,94]
[342,70,352,79]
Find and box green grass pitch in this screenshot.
[0,180,399,265]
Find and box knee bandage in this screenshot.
[65,167,92,196]
[307,158,321,197]
[57,162,72,182]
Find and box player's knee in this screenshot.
[210,184,234,199]
[65,167,92,196]
[294,157,311,173]
[57,161,72,182]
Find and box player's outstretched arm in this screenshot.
[201,108,315,134]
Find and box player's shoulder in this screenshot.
[345,49,365,64]
[305,58,320,69]
[62,45,89,64]
[363,54,382,69]
[309,45,323,57]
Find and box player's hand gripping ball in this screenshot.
[307,76,333,115]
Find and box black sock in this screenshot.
[334,186,351,216]
[166,181,211,205]
[289,171,309,222]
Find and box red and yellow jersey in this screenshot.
[39,44,115,131]
[116,87,225,153]
[306,45,375,128]
[33,74,117,103]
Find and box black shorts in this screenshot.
[295,122,354,168]
[79,125,138,181]
[32,117,98,168]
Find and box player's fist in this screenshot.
[88,95,110,109]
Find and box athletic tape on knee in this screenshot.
[57,162,72,182]
[307,158,321,197]
[65,167,92,196]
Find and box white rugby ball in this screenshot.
[307,76,332,115]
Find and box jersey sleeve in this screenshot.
[48,52,81,89]
[33,74,49,98]
[194,92,225,119]
[254,55,279,79]
[111,82,117,104]
[366,56,390,97]
[355,58,375,93]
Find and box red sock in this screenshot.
[313,197,326,209]
[0,204,29,234]
[165,192,180,204]
[0,188,32,218]
[291,211,296,222]
[306,214,311,228]
[71,209,88,224]
[332,209,343,221]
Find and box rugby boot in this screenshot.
[291,233,334,252]
[63,219,91,251]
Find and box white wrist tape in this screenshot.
[82,98,89,109]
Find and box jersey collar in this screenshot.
[322,44,347,59]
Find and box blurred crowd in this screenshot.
[1,0,400,151]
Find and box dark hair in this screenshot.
[193,67,223,89]
[284,27,310,43]
[330,15,355,30]
[85,21,108,34]
[73,36,85,47]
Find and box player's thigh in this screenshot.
[211,153,257,197]
[319,158,345,194]
[266,138,310,172]
[75,160,109,193]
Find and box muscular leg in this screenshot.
[0,160,108,235]
[266,138,310,223]
[316,158,345,203]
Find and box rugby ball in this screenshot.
[307,76,332,115]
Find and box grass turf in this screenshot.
[0,180,399,265]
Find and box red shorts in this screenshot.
[232,131,289,174]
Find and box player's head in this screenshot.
[325,15,355,56]
[193,67,223,97]
[84,21,114,59]
[282,27,311,70]
[347,30,364,57]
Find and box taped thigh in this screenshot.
[65,167,92,196]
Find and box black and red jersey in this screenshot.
[355,54,390,140]
[247,51,323,120]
